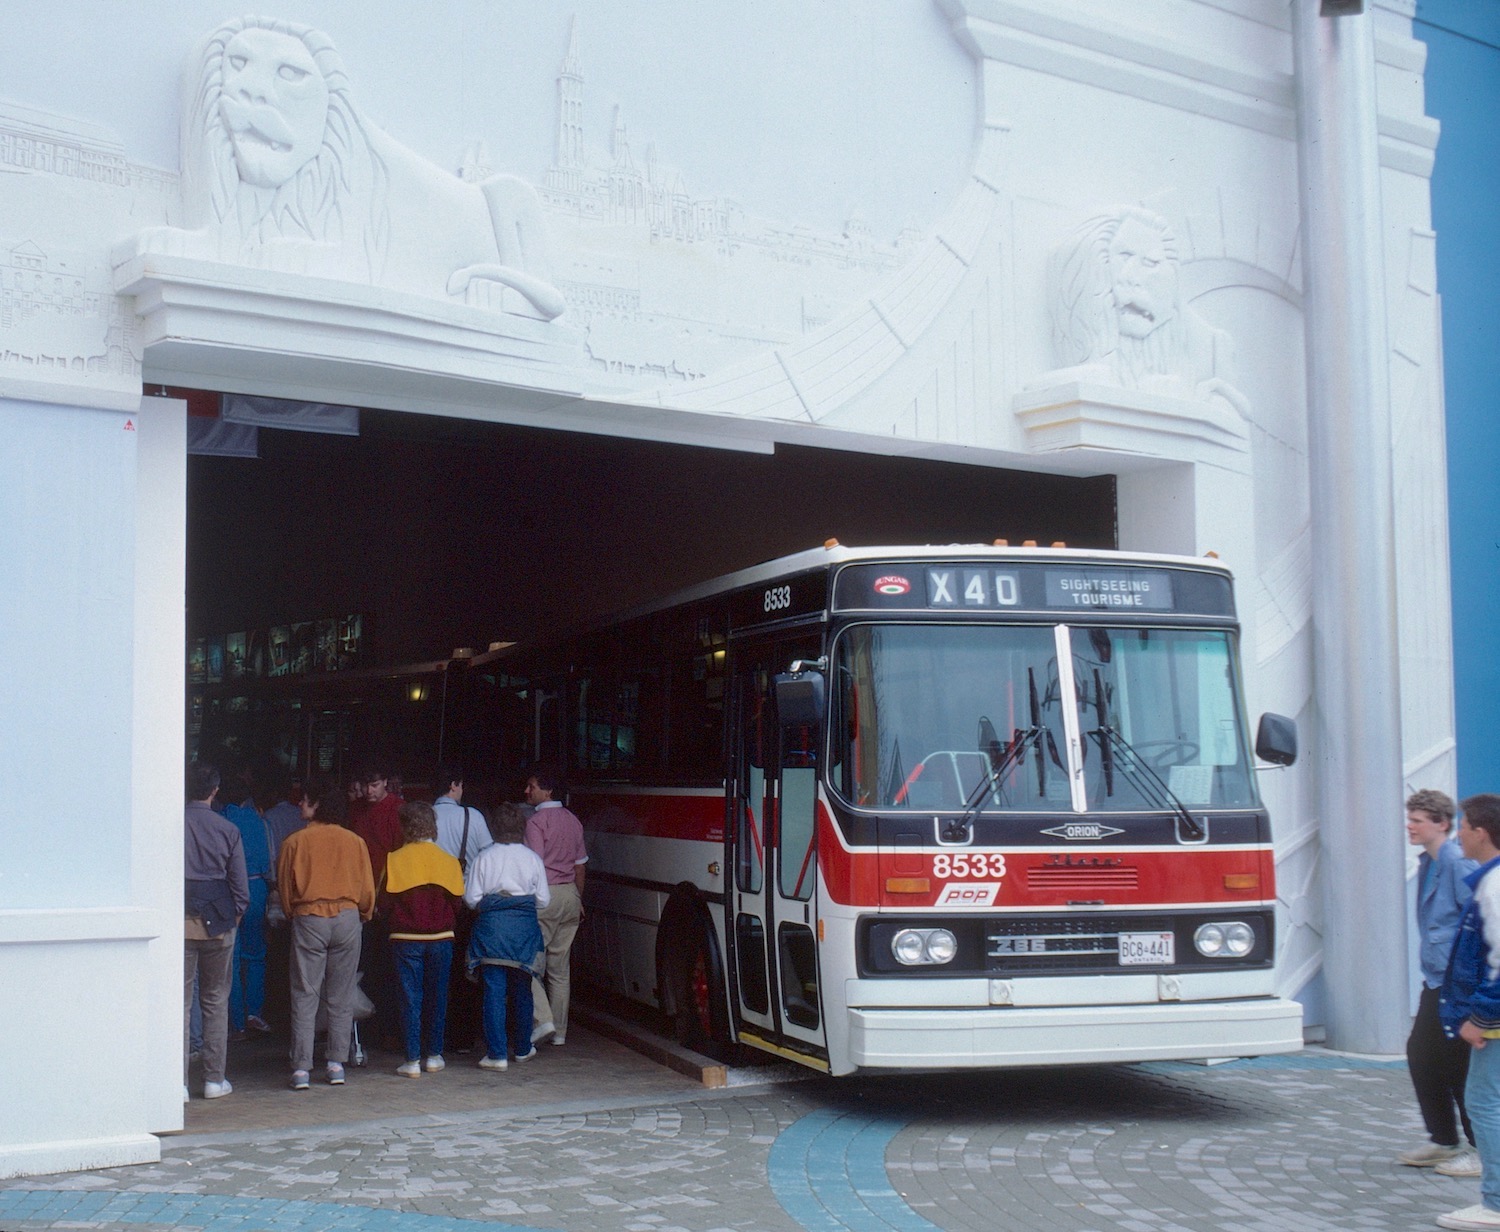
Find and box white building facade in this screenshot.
[0,0,1451,1174]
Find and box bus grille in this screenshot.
[1025,866,1139,892]
[986,915,1172,973]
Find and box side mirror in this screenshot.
[1255,712,1298,767]
[773,669,825,729]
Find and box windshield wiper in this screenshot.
[1091,725,1206,841]
[953,719,1042,836]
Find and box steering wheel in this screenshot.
[1130,739,1200,770]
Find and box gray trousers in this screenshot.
[289,909,362,1072]
[185,928,236,1086]
[531,881,582,1038]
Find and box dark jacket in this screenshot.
[1440,855,1500,1037]
[184,799,249,933]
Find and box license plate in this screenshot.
[1118,931,1174,966]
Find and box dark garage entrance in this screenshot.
[185,403,1116,783]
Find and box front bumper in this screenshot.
[846,996,1303,1070]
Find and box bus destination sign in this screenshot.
[1044,569,1173,610]
[833,561,1217,616]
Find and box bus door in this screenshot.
[728,634,828,1062]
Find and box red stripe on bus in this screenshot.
[575,791,1277,910]
[571,789,726,843]
[819,815,1276,908]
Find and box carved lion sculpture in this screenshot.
[1031,205,1245,412]
[136,16,564,320]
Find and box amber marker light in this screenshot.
[1223,873,1261,891]
[993,538,1009,546]
[824,537,841,549]
[885,877,931,894]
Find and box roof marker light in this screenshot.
[824,538,840,549]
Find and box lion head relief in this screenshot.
[181,16,389,279]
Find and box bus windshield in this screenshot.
[832,623,1258,813]
[1073,626,1258,810]
[834,624,1073,812]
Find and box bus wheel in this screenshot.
[673,927,726,1051]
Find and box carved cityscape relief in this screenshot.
[99,14,920,389]
[0,102,170,397]
[1026,204,1248,415]
[504,20,918,385]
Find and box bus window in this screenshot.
[1073,627,1258,810]
[779,722,817,902]
[737,678,767,895]
[833,624,1071,812]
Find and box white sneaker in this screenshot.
[1437,1204,1500,1230]
[531,1021,555,1045]
[1438,1149,1484,1179]
[396,1060,421,1078]
[477,1055,508,1070]
[424,1055,445,1072]
[202,1080,232,1099]
[1399,1141,1464,1167]
[551,1034,566,1046]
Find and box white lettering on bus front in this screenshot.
[932,852,1007,879]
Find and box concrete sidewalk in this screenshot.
[178,1021,709,1136]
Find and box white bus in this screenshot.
[485,542,1304,1074]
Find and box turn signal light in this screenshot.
[885,877,931,894]
[1223,873,1261,891]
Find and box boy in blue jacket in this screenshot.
[1439,794,1500,1231]
[1402,789,1478,1175]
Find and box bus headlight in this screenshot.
[892,927,957,966]
[1194,921,1255,958]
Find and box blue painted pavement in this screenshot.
[767,1108,941,1232]
[0,1190,553,1232]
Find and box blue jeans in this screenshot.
[480,963,533,1061]
[393,939,453,1063]
[230,879,268,1029]
[1468,1038,1500,1211]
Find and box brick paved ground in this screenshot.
[0,1046,1481,1232]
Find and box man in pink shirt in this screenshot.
[523,766,588,1045]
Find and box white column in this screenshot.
[1292,3,1409,1053]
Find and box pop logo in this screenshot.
[935,882,999,907]
[874,575,911,596]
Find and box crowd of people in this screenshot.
[182,761,588,1098]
